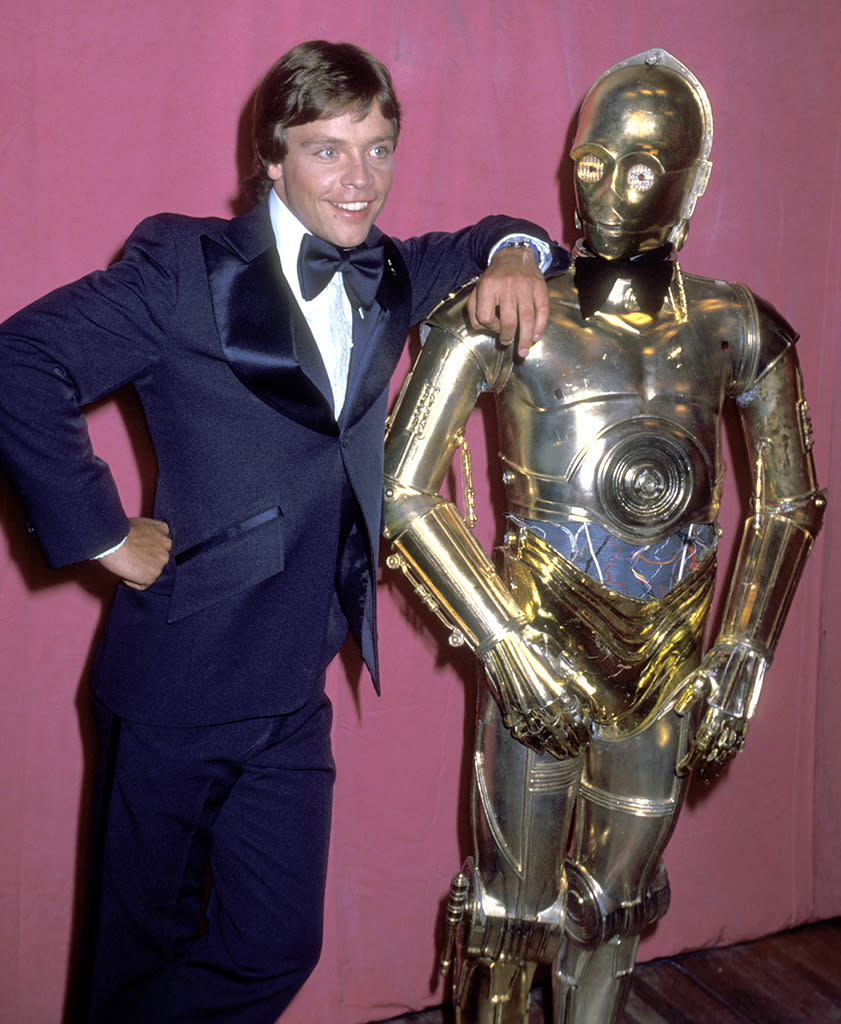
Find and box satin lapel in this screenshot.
[202,208,337,435]
[341,237,411,427]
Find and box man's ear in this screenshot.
[266,162,284,193]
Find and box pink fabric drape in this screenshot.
[1,2,839,1021]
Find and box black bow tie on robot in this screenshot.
[297,233,385,310]
[574,245,675,319]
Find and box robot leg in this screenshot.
[443,686,583,1023]
[442,859,549,1024]
[552,712,691,1024]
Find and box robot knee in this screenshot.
[441,859,565,979]
[564,859,671,949]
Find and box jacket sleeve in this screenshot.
[393,215,568,326]
[0,217,174,566]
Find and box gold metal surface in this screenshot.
[505,527,715,739]
[383,47,824,1024]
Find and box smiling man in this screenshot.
[0,39,566,1024]
[267,109,394,249]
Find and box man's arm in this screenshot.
[0,217,171,568]
[468,242,551,355]
[395,215,568,351]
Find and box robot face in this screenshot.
[571,52,712,260]
[571,142,697,259]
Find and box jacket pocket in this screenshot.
[168,507,283,622]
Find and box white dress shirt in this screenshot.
[269,189,354,417]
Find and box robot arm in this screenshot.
[384,299,590,759]
[678,322,825,781]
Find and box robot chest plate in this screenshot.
[529,315,727,406]
[497,321,730,541]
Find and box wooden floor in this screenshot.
[367,918,841,1024]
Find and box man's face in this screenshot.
[268,105,395,249]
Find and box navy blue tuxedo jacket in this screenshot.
[0,199,562,725]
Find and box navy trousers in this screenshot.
[73,688,335,1023]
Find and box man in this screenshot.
[0,40,566,1023]
[383,49,824,1023]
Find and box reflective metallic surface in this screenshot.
[571,49,712,257]
[505,527,715,739]
[383,49,823,1024]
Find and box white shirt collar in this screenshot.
[268,188,310,307]
[266,188,353,417]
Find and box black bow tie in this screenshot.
[297,233,385,310]
[574,244,674,319]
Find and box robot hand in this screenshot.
[481,623,591,760]
[675,640,769,782]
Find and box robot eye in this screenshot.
[576,154,605,184]
[626,163,656,193]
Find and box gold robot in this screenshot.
[382,49,824,1024]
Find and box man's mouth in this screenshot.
[333,201,371,212]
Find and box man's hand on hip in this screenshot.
[98,517,172,589]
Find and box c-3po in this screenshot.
[382,49,825,1024]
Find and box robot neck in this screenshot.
[573,240,675,318]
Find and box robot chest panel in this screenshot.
[496,317,730,539]
[526,316,728,410]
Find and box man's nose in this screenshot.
[341,152,373,188]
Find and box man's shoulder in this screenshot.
[133,198,267,238]
[130,209,242,242]
[124,201,273,263]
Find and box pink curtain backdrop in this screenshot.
[1,2,839,1021]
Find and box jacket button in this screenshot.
[341,436,350,448]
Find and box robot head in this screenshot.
[571,49,713,259]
